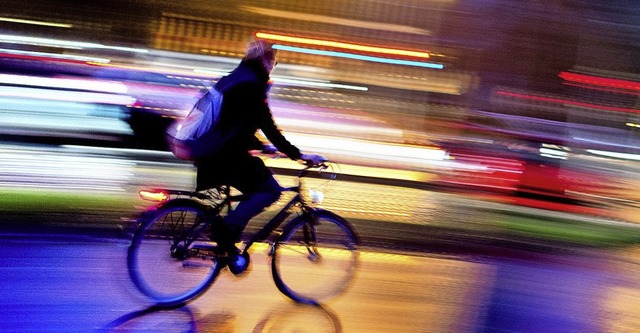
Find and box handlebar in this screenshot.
[298,161,334,180]
[258,144,328,168]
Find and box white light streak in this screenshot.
[286,133,447,164]
[539,148,568,160]
[0,73,128,94]
[587,149,640,161]
[271,75,368,91]
[0,86,135,105]
[0,34,148,53]
[0,48,110,63]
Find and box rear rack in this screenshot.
[164,189,212,200]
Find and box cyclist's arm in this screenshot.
[257,103,302,160]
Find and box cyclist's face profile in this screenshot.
[262,50,277,74]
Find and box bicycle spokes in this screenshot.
[272,211,359,304]
[128,204,222,306]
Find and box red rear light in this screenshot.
[139,190,168,202]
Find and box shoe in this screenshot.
[227,251,250,276]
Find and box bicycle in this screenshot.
[127,162,360,307]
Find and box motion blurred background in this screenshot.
[0,0,639,224]
[4,3,640,332]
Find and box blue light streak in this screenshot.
[273,45,444,69]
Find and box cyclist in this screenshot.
[196,39,325,274]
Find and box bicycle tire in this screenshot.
[127,199,222,307]
[272,209,360,305]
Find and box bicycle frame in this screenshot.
[243,186,307,253]
[130,163,357,306]
[243,166,325,252]
[138,166,322,256]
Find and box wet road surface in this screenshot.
[2,229,640,332]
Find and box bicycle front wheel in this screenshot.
[127,200,222,307]
[272,209,360,305]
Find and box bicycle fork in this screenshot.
[303,216,322,262]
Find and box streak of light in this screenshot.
[0,146,134,192]
[245,243,421,264]
[241,6,432,35]
[562,82,640,96]
[0,97,132,137]
[274,117,402,141]
[273,45,444,69]
[587,149,640,162]
[0,86,135,105]
[0,73,128,94]
[573,137,640,150]
[270,75,368,91]
[0,34,148,53]
[559,71,640,92]
[192,68,228,78]
[539,147,568,160]
[256,32,430,59]
[0,17,73,28]
[0,48,110,63]
[286,133,447,162]
[193,69,368,91]
[265,157,436,183]
[496,90,640,114]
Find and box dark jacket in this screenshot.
[195,59,301,191]
[214,59,301,160]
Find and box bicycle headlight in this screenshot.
[307,189,325,205]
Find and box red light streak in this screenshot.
[559,72,640,92]
[562,82,640,96]
[496,90,640,114]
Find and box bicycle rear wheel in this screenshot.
[272,209,359,305]
[127,200,222,307]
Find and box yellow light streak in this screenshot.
[264,157,437,183]
[244,6,431,35]
[249,242,416,263]
[256,32,429,59]
[0,17,72,28]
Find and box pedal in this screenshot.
[182,257,216,268]
[190,241,218,252]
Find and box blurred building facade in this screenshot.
[1,0,638,148]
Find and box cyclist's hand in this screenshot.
[300,153,326,166]
[262,144,278,155]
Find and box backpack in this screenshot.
[168,87,236,160]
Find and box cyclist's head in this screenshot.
[244,39,277,73]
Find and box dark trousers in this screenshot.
[223,174,282,241]
[197,154,282,245]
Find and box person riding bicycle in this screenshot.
[196,39,325,274]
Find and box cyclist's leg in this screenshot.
[219,173,281,275]
[205,155,281,247]
[224,174,282,241]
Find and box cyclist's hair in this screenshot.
[244,39,276,61]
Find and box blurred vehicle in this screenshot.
[0,53,134,143]
[0,52,202,149]
[436,110,640,208]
